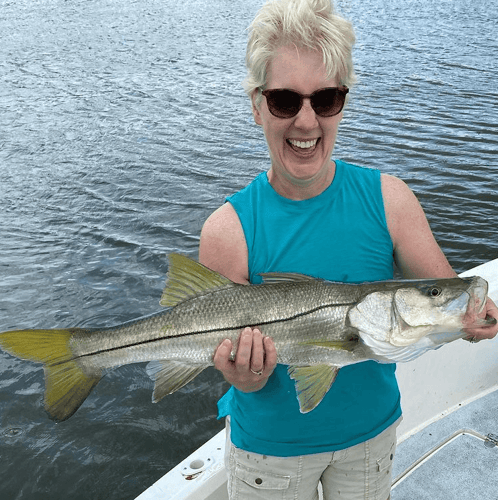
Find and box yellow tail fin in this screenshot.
[0,329,102,421]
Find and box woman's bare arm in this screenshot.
[199,203,277,391]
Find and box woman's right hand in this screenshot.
[214,327,277,392]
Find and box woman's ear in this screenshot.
[251,89,263,126]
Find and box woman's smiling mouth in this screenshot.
[287,138,320,153]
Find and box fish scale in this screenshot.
[74,281,358,368]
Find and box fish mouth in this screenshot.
[461,276,489,327]
[472,277,488,315]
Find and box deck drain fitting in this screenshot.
[181,457,214,479]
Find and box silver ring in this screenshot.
[250,368,263,376]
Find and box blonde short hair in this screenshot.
[244,0,356,104]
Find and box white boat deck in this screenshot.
[391,387,498,499]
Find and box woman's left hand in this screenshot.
[464,297,498,342]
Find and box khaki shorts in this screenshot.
[224,417,401,500]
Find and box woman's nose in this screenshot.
[293,98,319,129]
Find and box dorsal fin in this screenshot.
[259,272,316,284]
[160,254,233,307]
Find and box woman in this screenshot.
[199,1,498,498]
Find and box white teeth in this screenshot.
[289,139,318,149]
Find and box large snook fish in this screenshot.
[0,254,494,421]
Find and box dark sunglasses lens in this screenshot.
[263,87,348,118]
[266,90,301,118]
[312,88,346,117]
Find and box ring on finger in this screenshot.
[250,368,263,376]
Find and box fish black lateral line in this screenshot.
[0,254,494,421]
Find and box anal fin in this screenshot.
[146,360,206,402]
[288,365,340,414]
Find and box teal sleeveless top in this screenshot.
[219,160,402,457]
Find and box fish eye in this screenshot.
[428,286,442,297]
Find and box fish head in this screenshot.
[349,276,491,362]
[391,276,488,346]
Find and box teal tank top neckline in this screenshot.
[261,159,345,206]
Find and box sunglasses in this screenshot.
[261,86,349,119]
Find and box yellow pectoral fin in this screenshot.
[287,364,340,414]
[298,340,356,351]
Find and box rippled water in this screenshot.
[0,0,497,498]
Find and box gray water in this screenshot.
[0,0,496,498]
